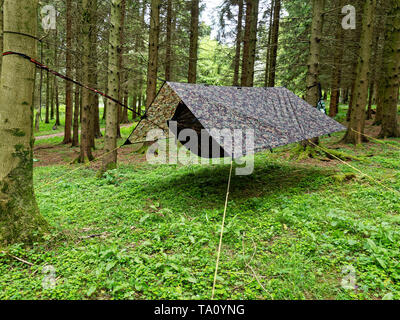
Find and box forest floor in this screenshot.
[1,108,400,300]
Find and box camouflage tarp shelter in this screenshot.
[127,82,346,158]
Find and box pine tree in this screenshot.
[268,0,281,87]
[80,0,95,162]
[241,0,260,87]
[379,0,400,138]
[342,0,377,144]
[328,0,345,117]
[63,0,73,144]
[188,0,200,83]
[102,0,122,172]
[146,0,160,109]
[233,0,244,86]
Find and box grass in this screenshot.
[1,124,400,300]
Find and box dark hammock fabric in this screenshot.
[128,82,346,158]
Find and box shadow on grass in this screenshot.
[139,158,336,212]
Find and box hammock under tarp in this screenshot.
[127,82,345,158]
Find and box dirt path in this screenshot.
[35,123,133,140]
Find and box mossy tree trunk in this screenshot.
[342,0,376,145]
[379,0,400,138]
[0,0,48,245]
[102,0,122,172]
[188,0,199,84]
[145,0,160,109]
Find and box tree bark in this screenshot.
[45,67,50,124]
[305,0,325,108]
[379,0,400,138]
[303,0,325,147]
[72,68,80,147]
[63,0,73,144]
[241,0,260,87]
[329,0,345,118]
[55,76,60,126]
[103,25,110,121]
[146,0,160,109]
[264,0,274,87]
[0,0,48,245]
[267,0,280,87]
[90,0,102,140]
[0,0,4,76]
[165,0,173,81]
[79,0,95,162]
[102,0,122,172]
[233,0,244,86]
[188,0,200,83]
[50,73,54,121]
[342,0,376,145]
[72,1,81,146]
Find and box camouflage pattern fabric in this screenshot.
[128,82,346,158]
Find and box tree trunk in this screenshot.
[102,0,122,172]
[55,77,60,126]
[79,0,94,162]
[45,68,50,124]
[132,94,137,120]
[367,82,374,120]
[188,0,200,84]
[72,68,80,147]
[51,27,59,123]
[72,1,81,146]
[88,0,99,147]
[342,0,376,145]
[146,0,160,109]
[116,0,126,137]
[0,0,4,76]
[375,81,385,125]
[342,88,349,104]
[268,0,280,87]
[379,0,400,138]
[303,0,325,147]
[374,7,390,126]
[165,0,173,81]
[329,0,345,118]
[50,74,54,121]
[241,0,260,87]
[63,0,73,144]
[264,0,274,87]
[233,0,244,87]
[0,0,48,245]
[137,2,146,113]
[305,0,325,108]
[103,25,110,121]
